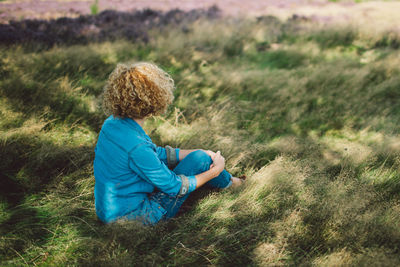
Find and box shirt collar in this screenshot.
[122,117,151,140]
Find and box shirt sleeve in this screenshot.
[155,145,180,169]
[129,143,195,197]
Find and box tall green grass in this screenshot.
[1,16,400,266]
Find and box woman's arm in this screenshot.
[194,151,225,189]
[129,144,197,197]
[175,148,225,189]
[130,144,225,195]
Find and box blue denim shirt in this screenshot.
[94,115,197,224]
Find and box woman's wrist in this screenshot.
[194,168,221,189]
[208,167,222,178]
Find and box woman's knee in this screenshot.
[173,150,213,175]
[187,150,212,166]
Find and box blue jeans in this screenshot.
[150,150,232,220]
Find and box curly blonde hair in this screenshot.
[102,62,175,119]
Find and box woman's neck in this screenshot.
[134,118,145,127]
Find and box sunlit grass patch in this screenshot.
[232,157,308,219]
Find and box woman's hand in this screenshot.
[203,150,216,158]
[209,151,225,175]
[194,150,226,189]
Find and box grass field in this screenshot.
[1,13,400,266]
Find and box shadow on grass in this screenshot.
[0,131,98,263]
[0,133,94,207]
[0,52,109,132]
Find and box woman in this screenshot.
[94,62,243,225]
